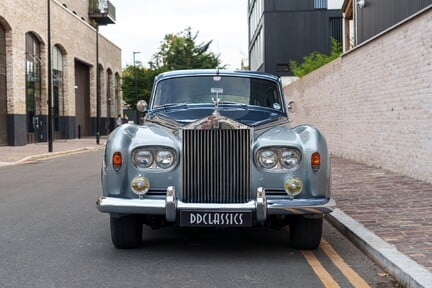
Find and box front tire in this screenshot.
[110,215,143,249]
[289,215,323,250]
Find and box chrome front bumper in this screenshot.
[96,186,336,222]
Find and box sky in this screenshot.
[99,0,344,70]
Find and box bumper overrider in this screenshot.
[97,187,335,226]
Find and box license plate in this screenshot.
[180,211,253,227]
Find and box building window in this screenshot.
[314,0,328,9]
[114,73,121,117]
[250,27,264,71]
[249,0,263,41]
[276,64,290,73]
[106,69,113,131]
[25,33,41,139]
[52,45,64,134]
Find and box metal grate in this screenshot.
[182,129,251,203]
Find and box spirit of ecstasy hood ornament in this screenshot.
[211,69,222,117]
[210,87,223,129]
[211,87,222,117]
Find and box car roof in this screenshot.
[154,69,280,82]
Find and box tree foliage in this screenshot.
[289,38,342,78]
[122,28,223,109]
[121,65,164,108]
[150,27,222,70]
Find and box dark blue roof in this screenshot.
[155,69,280,82]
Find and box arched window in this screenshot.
[52,45,64,135]
[25,32,41,141]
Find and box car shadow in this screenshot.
[135,225,295,256]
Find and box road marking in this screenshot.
[302,250,341,288]
[320,239,371,288]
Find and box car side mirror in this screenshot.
[287,101,295,113]
[136,100,148,112]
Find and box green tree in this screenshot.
[150,27,223,70]
[289,38,342,78]
[121,64,164,109]
[122,27,223,109]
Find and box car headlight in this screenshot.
[132,149,153,168]
[257,150,277,169]
[156,150,175,169]
[256,147,301,171]
[132,147,177,170]
[280,149,301,169]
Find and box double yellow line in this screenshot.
[302,239,371,288]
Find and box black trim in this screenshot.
[7,114,26,146]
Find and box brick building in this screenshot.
[0,0,122,146]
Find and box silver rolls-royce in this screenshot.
[97,69,334,249]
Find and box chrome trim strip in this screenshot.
[267,198,336,214]
[96,197,166,215]
[97,197,336,216]
[177,201,256,210]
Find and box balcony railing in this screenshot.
[89,0,116,25]
[314,0,328,9]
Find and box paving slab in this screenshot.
[331,156,432,287]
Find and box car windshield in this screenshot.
[152,75,283,111]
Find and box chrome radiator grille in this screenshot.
[182,129,251,203]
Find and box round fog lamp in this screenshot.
[284,178,303,197]
[131,176,150,195]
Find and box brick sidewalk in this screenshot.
[331,156,432,273]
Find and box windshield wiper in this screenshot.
[218,101,249,109]
[161,103,188,109]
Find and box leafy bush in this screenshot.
[289,38,342,78]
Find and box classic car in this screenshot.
[97,69,334,249]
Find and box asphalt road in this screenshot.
[0,151,397,288]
